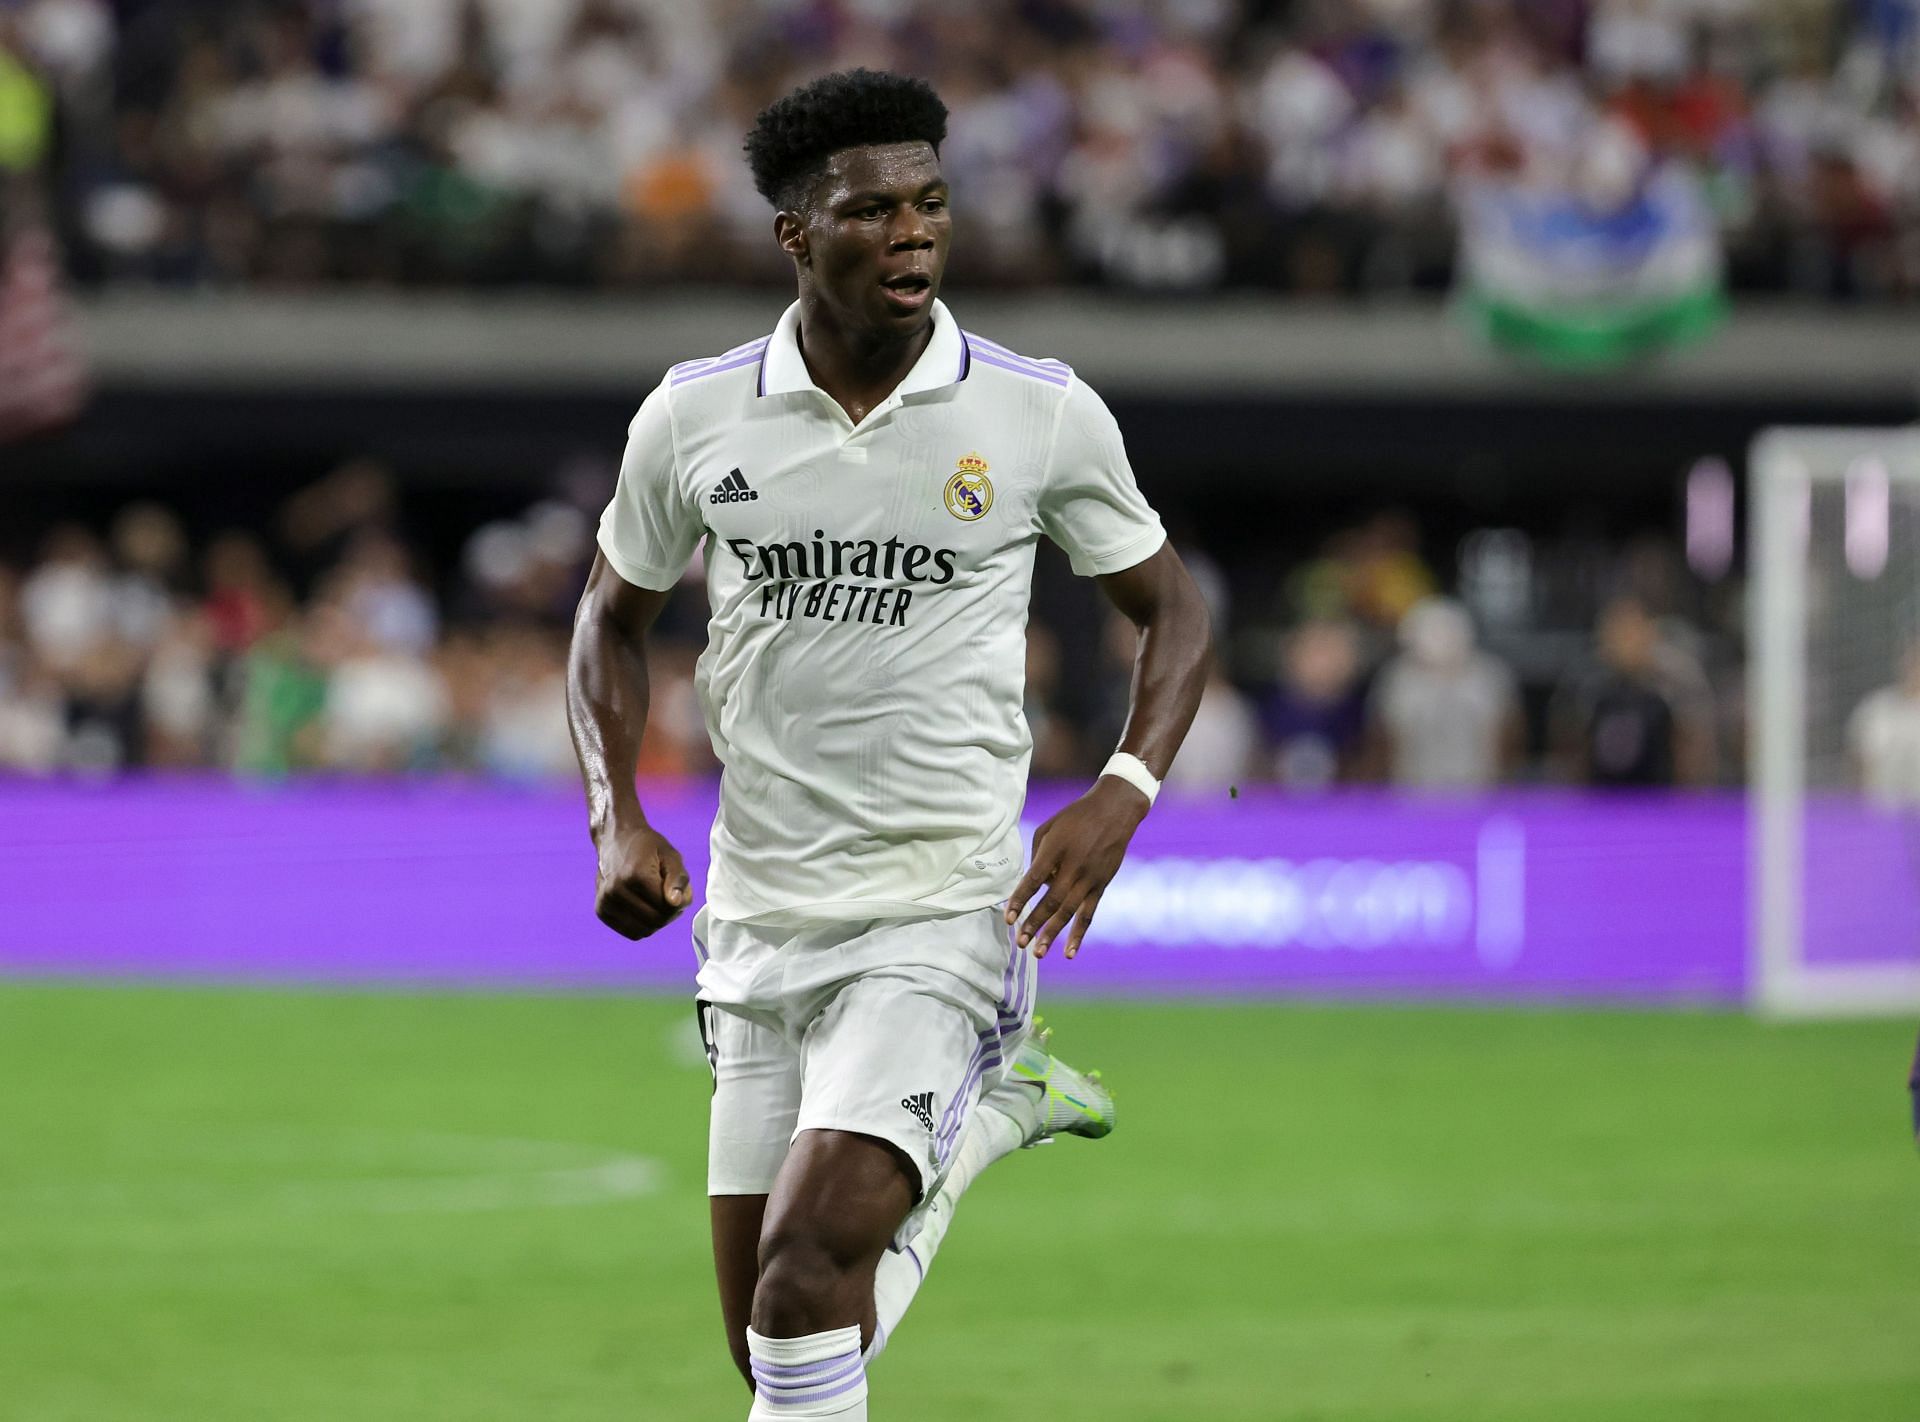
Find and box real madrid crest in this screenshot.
[944,453,993,522]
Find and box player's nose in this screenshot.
[888,208,934,249]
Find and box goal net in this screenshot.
[1751,427,1920,1017]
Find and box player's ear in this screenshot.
[774,210,809,267]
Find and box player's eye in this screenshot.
[921,198,946,213]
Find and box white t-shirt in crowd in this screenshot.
[598,299,1165,926]
[1849,686,1920,808]
[1371,652,1517,790]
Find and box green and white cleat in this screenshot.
[1006,1023,1116,1147]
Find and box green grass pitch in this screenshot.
[3,984,1916,1421]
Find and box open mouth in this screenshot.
[880,274,933,308]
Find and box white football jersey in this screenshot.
[597,298,1165,926]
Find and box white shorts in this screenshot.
[693,902,1038,1204]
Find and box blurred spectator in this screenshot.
[141,605,216,766]
[1288,514,1436,638]
[0,562,63,770]
[230,591,326,777]
[1257,618,1368,789]
[202,532,281,656]
[108,502,187,648]
[58,632,143,774]
[1365,596,1522,790]
[316,598,447,773]
[333,531,439,656]
[7,529,147,774]
[1344,514,1438,631]
[632,637,713,778]
[1164,659,1262,794]
[20,525,114,669]
[462,499,594,623]
[475,621,574,780]
[1848,638,1920,808]
[0,654,63,769]
[1551,595,1717,787]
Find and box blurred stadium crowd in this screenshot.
[0,465,1744,792]
[0,0,1914,295]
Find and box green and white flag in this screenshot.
[1456,164,1725,368]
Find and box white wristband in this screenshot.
[1100,752,1161,809]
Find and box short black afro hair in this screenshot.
[744,68,948,211]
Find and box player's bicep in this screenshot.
[1094,542,1184,625]
[1038,378,1166,578]
[582,551,675,642]
[597,380,702,591]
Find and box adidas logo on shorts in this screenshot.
[900,1091,936,1134]
[710,468,758,504]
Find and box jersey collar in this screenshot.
[757,298,968,400]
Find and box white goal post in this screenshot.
[1751,427,1920,1018]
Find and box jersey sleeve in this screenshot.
[596,379,703,591]
[1038,376,1167,577]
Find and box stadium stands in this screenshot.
[3,0,1916,297]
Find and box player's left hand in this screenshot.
[1005,777,1149,959]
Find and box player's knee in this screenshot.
[752,1228,860,1336]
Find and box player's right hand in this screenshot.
[593,824,691,940]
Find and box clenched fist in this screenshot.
[594,823,691,940]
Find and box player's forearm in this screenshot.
[567,599,654,844]
[1115,616,1210,778]
[1108,555,1212,780]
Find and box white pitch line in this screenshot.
[2,1132,668,1218]
[271,1154,665,1215]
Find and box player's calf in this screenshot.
[713,1194,769,1389]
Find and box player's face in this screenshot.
[787,142,951,338]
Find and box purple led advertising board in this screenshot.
[1802,799,1920,968]
[0,779,1802,1003]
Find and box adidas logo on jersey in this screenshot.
[710,469,758,504]
[900,1091,936,1134]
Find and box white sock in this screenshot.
[865,1092,1031,1361]
[747,1325,867,1419]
